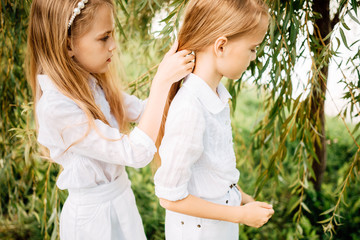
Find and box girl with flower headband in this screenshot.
[26,0,194,239]
[154,0,274,238]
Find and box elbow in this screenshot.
[128,154,153,168]
[159,198,178,211]
[159,198,170,209]
[130,160,150,169]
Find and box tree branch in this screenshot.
[331,9,340,30]
[330,2,347,29]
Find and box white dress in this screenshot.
[36,75,156,240]
[154,73,241,240]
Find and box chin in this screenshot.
[227,75,242,80]
[234,72,245,80]
[225,71,244,80]
[93,67,110,74]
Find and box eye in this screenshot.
[101,35,109,41]
[251,45,260,53]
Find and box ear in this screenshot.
[67,38,75,58]
[213,36,228,57]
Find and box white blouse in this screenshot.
[154,73,240,201]
[36,74,156,190]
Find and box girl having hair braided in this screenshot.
[154,0,274,239]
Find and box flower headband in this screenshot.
[68,0,88,29]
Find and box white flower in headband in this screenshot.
[68,0,88,29]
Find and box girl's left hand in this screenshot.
[153,41,195,87]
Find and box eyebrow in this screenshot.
[252,42,263,47]
[96,30,113,38]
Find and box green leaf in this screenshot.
[341,19,351,30]
[289,198,301,213]
[352,122,360,135]
[320,206,336,216]
[116,0,129,17]
[351,0,358,15]
[348,10,360,25]
[114,16,126,39]
[161,11,176,23]
[318,217,332,224]
[301,202,312,213]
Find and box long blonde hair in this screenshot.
[155,0,270,167]
[26,0,128,152]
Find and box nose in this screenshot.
[109,37,116,52]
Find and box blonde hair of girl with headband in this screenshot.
[26,0,194,239]
[154,0,274,239]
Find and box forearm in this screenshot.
[237,185,255,205]
[159,194,239,223]
[137,79,171,142]
[159,194,275,228]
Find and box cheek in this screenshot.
[74,41,92,62]
[242,52,254,67]
[75,38,91,52]
[79,41,105,61]
[78,39,105,56]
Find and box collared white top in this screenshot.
[154,73,240,201]
[36,74,156,190]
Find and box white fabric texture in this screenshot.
[154,73,240,201]
[164,186,242,240]
[36,74,156,190]
[60,172,146,240]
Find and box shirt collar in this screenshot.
[182,73,232,114]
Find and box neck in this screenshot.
[192,50,223,94]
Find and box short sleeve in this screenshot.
[123,92,147,123]
[37,92,156,168]
[154,98,205,201]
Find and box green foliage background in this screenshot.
[1,0,359,239]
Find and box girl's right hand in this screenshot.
[137,41,194,143]
[235,201,274,228]
[153,41,195,87]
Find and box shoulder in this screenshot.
[36,88,82,122]
[166,85,205,129]
[169,84,202,114]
